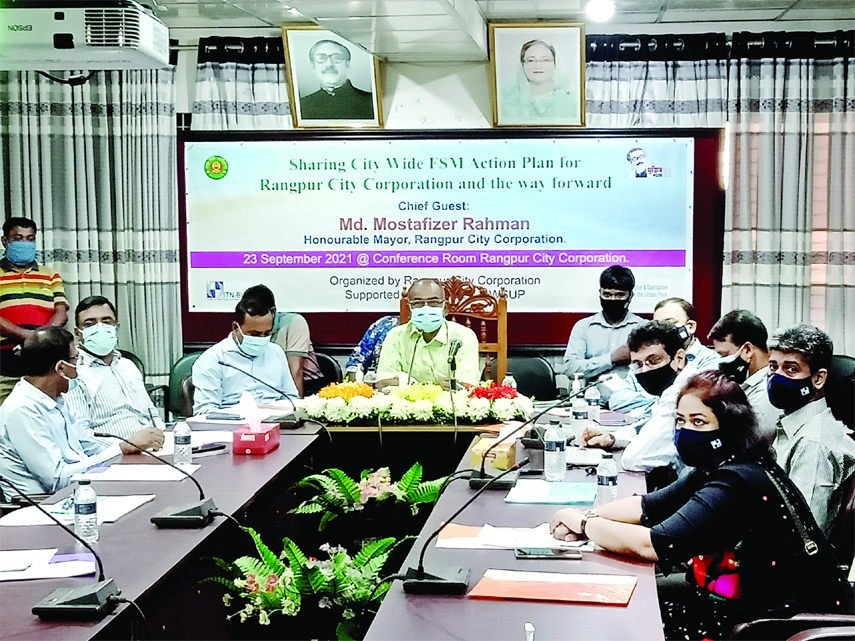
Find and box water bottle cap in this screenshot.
[78,479,91,485]
[548,418,560,425]
[602,452,614,459]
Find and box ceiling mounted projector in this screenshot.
[0,0,169,70]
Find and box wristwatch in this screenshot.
[579,510,599,537]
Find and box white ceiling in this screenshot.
[151,0,855,61]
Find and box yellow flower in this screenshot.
[390,383,444,403]
[318,382,374,400]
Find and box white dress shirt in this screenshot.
[64,350,158,439]
[0,379,121,496]
[192,335,298,415]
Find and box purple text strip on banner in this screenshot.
[190,250,686,269]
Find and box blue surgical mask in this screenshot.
[81,323,118,356]
[57,361,79,393]
[237,327,270,357]
[5,240,37,266]
[410,306,444,333]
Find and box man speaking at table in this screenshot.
[192,285,298,414]
[375,279,480,391]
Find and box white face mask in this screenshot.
[56,360,79,393]
[81,323,118,356]
[236,326,271,357]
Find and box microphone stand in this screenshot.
[448,347,459,447]
[469,380,601,490]
[94,432,217,528]
[402,459,528,595]
[217,360,303,427]
[0,474,121,620]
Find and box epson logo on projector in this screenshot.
[7,24,34,31]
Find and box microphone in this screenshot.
[402,459,529,595]
[447,339,463,364]
[93,432,216,529]
[469,378,604,490]
[0,474,121,620]
[217,360,303,427]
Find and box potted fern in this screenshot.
[290,463,445,546]
[206,526,402,640]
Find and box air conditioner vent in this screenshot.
[84,8,140,48]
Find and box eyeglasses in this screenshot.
[630,356,669,371]
[523,57,554,65]
[409,299,444,309]
[312,53,347,64]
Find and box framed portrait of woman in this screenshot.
[490,23,585,127]
[282,26,383,128]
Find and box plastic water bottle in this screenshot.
[584,384,601,424]
[173,421,193,466]
[74,480,99,544]
[354,364,364,383]
[596,452,619,506]
[501,372,517,389]
[543,420,566,482]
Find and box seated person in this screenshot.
[345,315,399,381]
[0,327,157,496]
[192,285,298,415]
[767,324,855,536]
[563,266,643,382]
[550,371,853,640]
[272,311,322,397]
[581,321,697,476]
[708,309,779,442]
[64,295,166,445]
[607,297,720,417]
[375,279,479,390]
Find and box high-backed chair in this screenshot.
[825,355,855,430]
[168,351,203,420]
[400,276,508,382]
[729,614,855,640]
[488,355,557,401]
[304,352,343,397]
[829,471,855,567]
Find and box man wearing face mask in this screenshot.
[0,327,145,496]
[581,322,697,477]
[375,278,479,391]
[192,285,298,415]
[563,266,643,382]
[63,296,164,450]
[767,325,855,536]
[0,218,69,405]
[707,310,779,443]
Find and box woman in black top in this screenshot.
[550,370,852,639]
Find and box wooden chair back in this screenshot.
[400,276,508,382]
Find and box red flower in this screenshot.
[466,381,518,400]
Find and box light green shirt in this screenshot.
[376,321,481,386]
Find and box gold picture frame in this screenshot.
[489,22,586,128]
[282,26,383,129]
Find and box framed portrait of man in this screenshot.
[282,27,383,128]
[490,23,585,127]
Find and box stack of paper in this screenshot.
[0,549,96,582]
[469,569,637,605]
[505,480,597,505]
[436,523,592,550]
[0,494,156,527]
[72,464,200,482]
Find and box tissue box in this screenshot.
[471,436,515,471]
[233,423,280,455]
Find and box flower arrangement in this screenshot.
[290,463,445,531]
[318,381,374,401]
[304,382,533,426]
[206,526,400,639]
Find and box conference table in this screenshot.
[365,453,665,641]
[0,429,321,641]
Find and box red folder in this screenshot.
[469,569,637,606]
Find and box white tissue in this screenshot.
[237,392,262,431]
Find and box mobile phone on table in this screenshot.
[205,412,244,421]
[514,548,583,560]
[192,443,227,454]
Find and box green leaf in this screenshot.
[241,527,286,575]
[207,556,240,576]
[318,510,339,531]
[201,576,239,592]
[295,474,341,497]
[360,468,374,480]
[234,556,268,578]
[397,463,422,494]
[336,621,358,641]
[289,501,326,514]
[307,566,331,594]
[362,554,390,579]
[406,477,445,504]
[326,468,361,503]
[281,538,312,594]
[353,537,396,568]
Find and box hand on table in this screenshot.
[550,507,585,542]
[121,427,165,454]
[579,426,616,449]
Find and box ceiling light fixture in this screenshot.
[586,0,615,22]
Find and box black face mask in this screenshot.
[719,353,750,385]
[635,362,678,396]
[600,298,629,322]
[767,373,814,412]
[674,428,729,469]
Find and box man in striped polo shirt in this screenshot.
[0,218,68,405]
